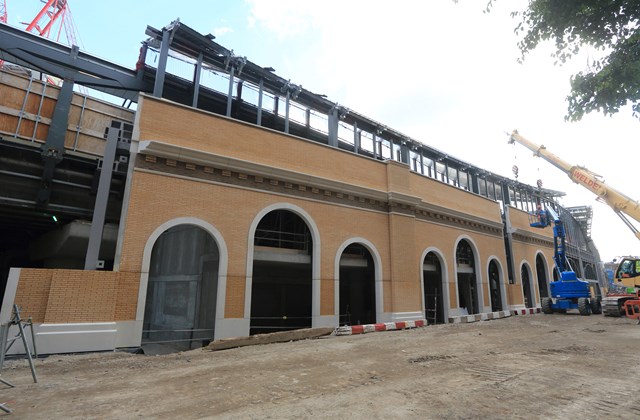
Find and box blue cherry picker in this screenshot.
[532,206,601,315]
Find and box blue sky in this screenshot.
[4,0,640,262]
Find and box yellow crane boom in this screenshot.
[508,130,640,241]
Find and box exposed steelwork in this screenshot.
[0,17,606,312]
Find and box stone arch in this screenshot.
[246,204,321,334]
[520,261,535,308]
[535,252,550,299]
[139,217,229,351]
[487,258,504,312]
[420,247,448,324]
[245,203,321,325]
[454,236,482,315]
[584,263,597,280]
[334,238,384,325]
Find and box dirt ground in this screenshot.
[2,314,640,419]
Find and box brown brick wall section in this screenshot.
[320,278,334,316]
[412,219,511,311]
[44,270,117,323]
[224,276,246,318]
[410,171,503,224]
[510,207,554,239]
[119,171,395,318]
[14,269,140,324]
[387,213,420,312]
[13,269,53,323]
[137,95,388,192]
[115,272,140,321]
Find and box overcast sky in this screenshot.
[6,0,640,262]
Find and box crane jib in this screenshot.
[570,169,606,196]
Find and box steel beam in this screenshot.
[0,22,148,101]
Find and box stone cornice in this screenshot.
[136,140,505,238]
[138,140,389,202]
[511,229,554,248]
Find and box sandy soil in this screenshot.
[2,314,640,419]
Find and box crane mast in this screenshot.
[0,0,7,69]
[508,130,640,241]
[0,0,7,24]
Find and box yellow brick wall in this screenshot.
[10,95,557,328]
[413,217,508,311]
[118,170,394,318]
[13,269,53,323]
[136,95,388,192]
[14,269,139,324]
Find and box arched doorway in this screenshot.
[536,254,549,299]
[568,257,582,277]
[423,251,445,324]
[251,209,313,334]
[143,224,219,353]
[339,243,376,326]
[521,263,535,308]
[456,240,479,315]
[488,259,503,312]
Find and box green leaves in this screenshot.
[514,0,640,120]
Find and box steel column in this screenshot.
[353,122,360,154]
[400,142,410,165]
[84,127,119,270]
[372,133,378,159]
[226,65,235,117]
[37,73,74,206]
[257,79,264,126]
[192,51,203,107]
[328,108,338,147]
[284,90,290,133]
[153,29,171,97]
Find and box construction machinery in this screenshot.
[508,130,640,316]
[531,206,600,315]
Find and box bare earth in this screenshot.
[2,314,640,419]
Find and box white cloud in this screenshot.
[213,26,234,37]
[244,0,639,261]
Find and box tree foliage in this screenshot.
[512,1,640,121]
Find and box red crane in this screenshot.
[0,0,7,24]
[21,0,86,92]
[25,0,79,46]
[0,0,7,68]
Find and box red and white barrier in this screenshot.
[334,319,426,336]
